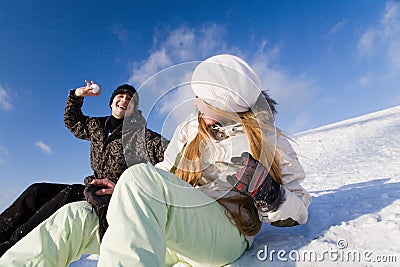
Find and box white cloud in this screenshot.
[357,30,376,57]
[0,86,12,111]
[355,1,400,103]
[250,43,319,115]
[128,24,318,133]
[359,74,373,86]
[357,1,400,70]
[127,24,229,132]
[35,141,52,154]
[381,1,400,33]
[387,40,400,70]
[128,24,228,86]
[287,112,310,134]
[328,20,348,36]
[156,82,197,138]
[129,49,173,86]
[110,23,129,45]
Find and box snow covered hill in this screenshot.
[73,105,400,266]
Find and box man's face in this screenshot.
[111,93,132,119]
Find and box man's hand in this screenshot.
[89,179,115,195]
[83,179,115,215]
[83,179,114,241]
[74,80,101,97]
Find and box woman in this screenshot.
[0,54,310,267]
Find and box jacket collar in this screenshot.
[209,122,244,141]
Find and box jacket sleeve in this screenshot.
[145,129,170,166]
[155,114,197,171]
[64,89,95,141]
[258,135,311,225]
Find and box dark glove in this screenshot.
[83,175,95,186]
[227,152,282,212]
[83,184,111,213]
[83,184,111,241]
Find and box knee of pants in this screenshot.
[19,183,53,205]
[122,163,190,187]
[119,163,181,192]
[61,201,100,241]
[50,201,99,239]
[61,201,93,218]
[25,183,49,195]
[44,201,94,231]
[119,163,160,189]
[114,163,172,205]
[117,163,202,208]
[24,183,67,199]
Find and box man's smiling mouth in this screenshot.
[117,104,127,110]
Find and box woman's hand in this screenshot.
[227,152,282,212]
[74,80,101,97]
[90,178,116,195]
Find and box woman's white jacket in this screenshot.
[156,113,311,226]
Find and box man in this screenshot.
[0,80,168,255]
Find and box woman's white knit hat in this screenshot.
[191,54,262,113]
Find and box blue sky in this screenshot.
[1,0,400,207]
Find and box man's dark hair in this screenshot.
[109,84,138,108]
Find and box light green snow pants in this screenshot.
[0,163,247,266]
[0,200,100,266]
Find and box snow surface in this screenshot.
[71,106,400,266]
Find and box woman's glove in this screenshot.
[227,152,282,212]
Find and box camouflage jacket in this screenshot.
[64,90,168,184]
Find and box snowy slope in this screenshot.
[71,106,400,266]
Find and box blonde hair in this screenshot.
[174,104,282,236]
